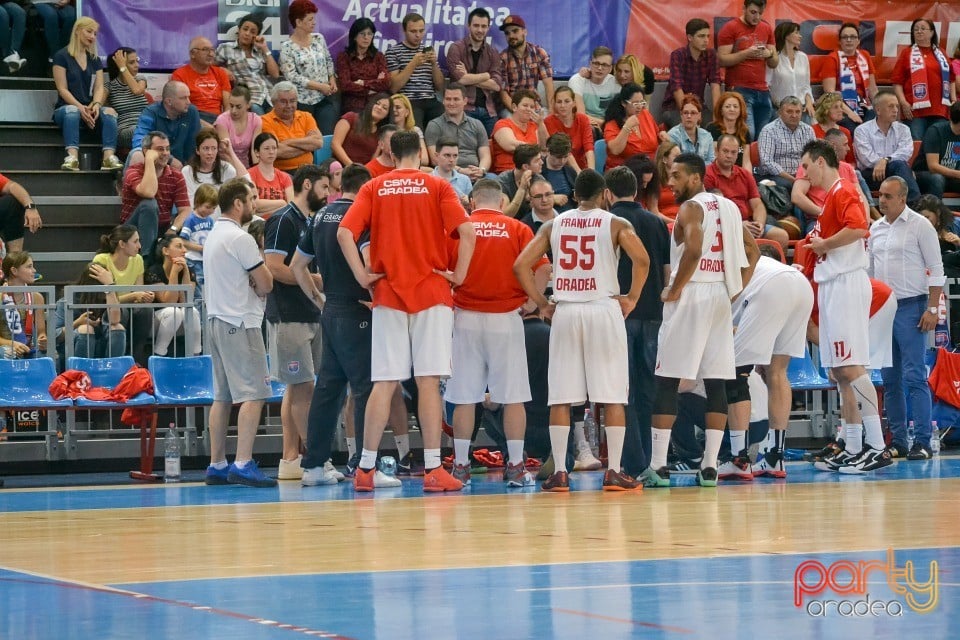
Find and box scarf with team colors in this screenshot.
[837,50,871,111]
[908,44,950,110]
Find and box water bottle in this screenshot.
[931,421,940,456]
[907,421,915,450]
[378,455,397,477]
[164,422,181,482]
[584,408,599,457]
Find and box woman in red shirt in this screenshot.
[892,19,956,141]
[820,22,878,130]
[491,89,547,173]
[602,83,658,169]
[544,86,594,171]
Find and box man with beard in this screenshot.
[203,178,276,487]
[445,8,502,136]
[498,15,555,116]
[264,165,330,481]
[644,153,758,488]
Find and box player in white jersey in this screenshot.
[644,153,758,488]
[720,246,814,481]
[514,169,650,492]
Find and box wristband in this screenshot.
[119,67,127,74]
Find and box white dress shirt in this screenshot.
[869,206,945,299]
[853,119,914,171]
[767,50,813,107]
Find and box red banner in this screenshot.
[626,0,960,84]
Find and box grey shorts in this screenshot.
[268,321,322,384]
[208,317,271,403]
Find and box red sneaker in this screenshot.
[541,471,570,492]
[353,467,375,492]
[602,469,643,492]
[423,466,464,492]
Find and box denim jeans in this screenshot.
[732,87,774,139]
[74,327,126,359]
[907,115,946,143]
[881,296,934,449]
[53,105,118,152]
[863,159,920,205]
[126,199,159,257]
[299,99,338,137]
[622,318,660,475]
[465,106,497,137]
[33,3,75,58]
[0,2,26,56]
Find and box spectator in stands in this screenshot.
[614,54,655,101]
[431,139,471,205]
[1,252,46,357]
[663,18,720,130]
[649,140,680,220]
[717,0,779,138]
[916,100,960,199]
[386,12,444,128]
[129,81,201,168]
[820,22,877,131]
[93,224,153,361]
[568,46,620,133]
[72,261,125,359]
[812,92,855,164]
[769,22,814,120]
[602,83,658,170]
[706,91,752,171]
[491,89,547,174]
[364,125,397,178]
[916,194,960,255]
[179,183,218,298]
[145,235,200,357]
[0,170,41,254]
[171,36,231,124]
[0,0,26,73]
[247,133,293,217]
[53,17,121,171]
[32,1,76,65]
[181,131,249,208]
[625,153,658,209]
[544,86,594,171]
[540,133,576,212]
[500,143,543,218]
[707,134,788,248]
[424,83,491,180]
[757,96,815,192]
[106,48,147,154]
[331,92,390,166]
[665,94,715,163]
[520,176,557,235]
[215,85,262,168]
[121,132,192,255]
[498,15,555,114]
[336,17,390,116]
[853,90,921,204]
[216,13,280,116]
[281,0,338,135]
[390,93,430,166]
[261,81,324,173]
[892,19,956,141]
[445,7,502,136]
[319,158,342,200]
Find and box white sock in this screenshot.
[836,420,845,441]
[424,448,441,470]
[729,430,747,456]
[862,415,884,451]
[844,423,863,455]
[233,459,249,469]
[650,428,671,469]
[507,439,524,466]
[360,448,377,471]
[605,426,626,472]
[346,438,356,459]
[453,438,471,465]
[549,425,570,473]
[394,433,410,460]
[210,460,227,470]
[702,430,723,469]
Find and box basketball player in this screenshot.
[338,130,477,492]
[800,139,891,474]
[644,153,758,488]
[514,169,651,492]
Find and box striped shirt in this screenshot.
[107,76,148,131]
[385,42,436,100]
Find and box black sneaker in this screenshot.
[813,448,858,472]
[396,451,425,476]
[906,443,932,460]
[343,453,361,478]
[665,459,700,475]
[838,446,893,474]
[696,467,718,487]
[805,438,844,462]
[886,443,909,458]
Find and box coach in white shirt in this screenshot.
[869,175,944,460]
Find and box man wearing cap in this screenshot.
[498,15,555,116]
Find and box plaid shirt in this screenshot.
[215,41,273,106]
[663,46,719,111]
[757,118,816,177]
[500,42,553,95]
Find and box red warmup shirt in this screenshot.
[448,209,549,313]
[704,162,759,220]
[717,18,775,91]
[340,168,469,313]
[795,238,891,325]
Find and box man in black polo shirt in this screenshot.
[603,166,672,484]
[263,164,330,482]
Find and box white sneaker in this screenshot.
[302,465,340,486]
[278,455,304,480]
[323,459,345,482]
[573,449,602,471]
[4,52,20,73]
[373,470,401,488]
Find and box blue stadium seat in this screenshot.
[313,134,334,165]
[0,357,74,409]
[594,139,606,173]
[149,355,214,406]
[264,356,285,403]
[67,356,156,407]
[787,349,835,390]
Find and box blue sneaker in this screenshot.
[343,453,361,478]
[205,464,229,485]
[227,460,277,487]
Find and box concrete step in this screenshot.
[33,196,121,227]
[27,252,95,287]
[0,143,109,170]
[24,225,114,253]
[0,123,64,144]
[2,170,120,196]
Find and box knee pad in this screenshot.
[653,376,680,415]
[725,366,753,405]
[704,378,729,414]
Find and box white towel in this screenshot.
[717,195,749,298]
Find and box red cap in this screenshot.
[499,15,526,31]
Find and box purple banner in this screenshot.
[81,0,631,78]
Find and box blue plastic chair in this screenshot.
[787,349,835,390]
[0,357,73,409]
[148,355,215,406]
[264,356,285,404]
[313,134,334,165]
[67,356,156,407]
[593,139,607,173]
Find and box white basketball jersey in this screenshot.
[669,192,725,284]
[550,207,620,302]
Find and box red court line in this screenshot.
[554,607,695,634]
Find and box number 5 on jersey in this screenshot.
[558,234,596,270]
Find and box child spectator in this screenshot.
[180,183,218,301]
[1,252,46,358]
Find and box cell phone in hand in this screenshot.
[422,45,433,53]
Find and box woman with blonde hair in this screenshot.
[613,53,655,98]
[706,91,752,171]
[52,17,121,171]
[390,93,430,165]
[812,92,855,164]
